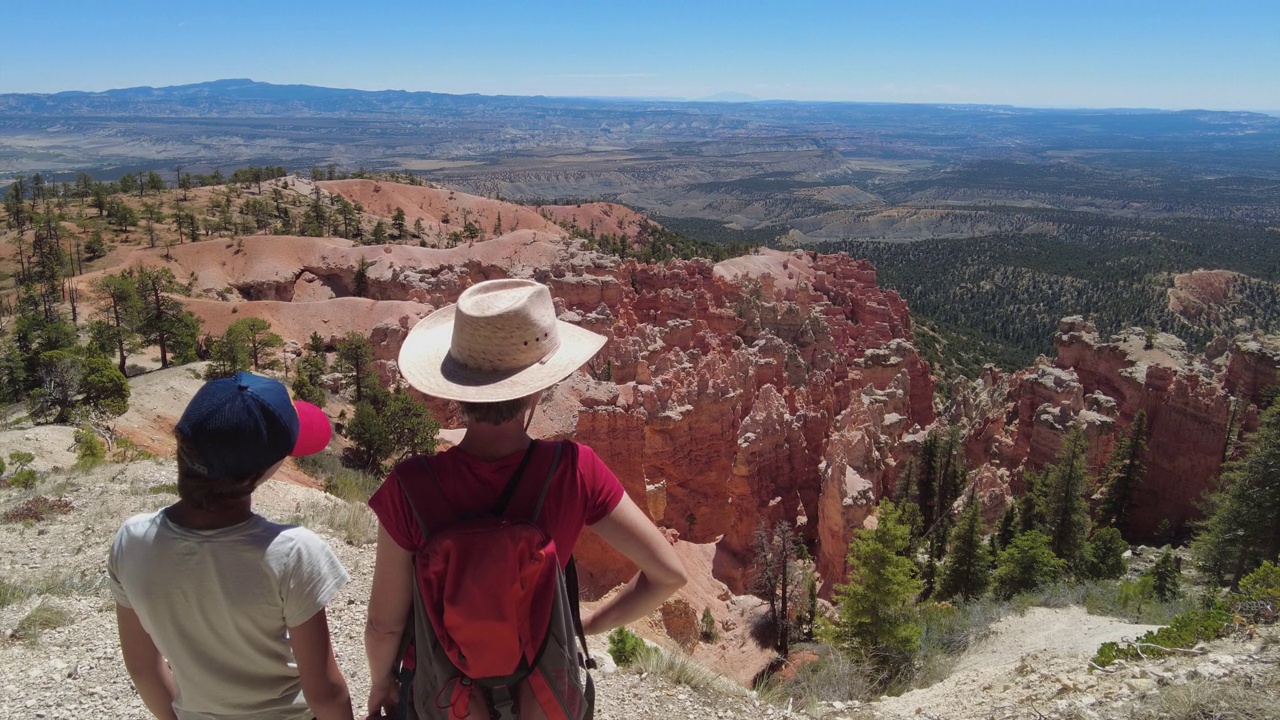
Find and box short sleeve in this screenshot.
[368,469,418,552]
[578,444,625,525]
[106,525,132,609]
[279,529,350,628]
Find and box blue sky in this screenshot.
[4,1,1278,110]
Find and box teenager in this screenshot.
[109,371,354,720]
[364,278,687,719]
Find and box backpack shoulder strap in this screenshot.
[529,440,565,523]
[565,555,596,669]
[494,440,540,516]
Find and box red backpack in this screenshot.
[396,440,595,720]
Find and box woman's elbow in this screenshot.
[670,562,689,590]
[654,557,688,593]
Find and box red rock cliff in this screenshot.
[959,318,1272,539]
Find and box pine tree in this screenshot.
[293,351,328,407]
[1037,430,1091,571]
[1096,411,1148,535]
[915,431,941,530]
[353,257,370,298]
[334,332,375,404]
[938,497,991,602]
[1083,527,1128,581]
[234,317,283,371]
[1192,402,1280,584]
[204,322,253,380]
[995,504,1018,552]
[134,265,200,368]
[91,271,144,374]
[699,606,718,642]
[1018,470,1046,535]
[993,531,1066,599]
[750,520,803,655]
[1148,549,1181,602]
[828,501,923,670]
[933,427,967,535]
[343,385,438,473]
[392,207,407,239]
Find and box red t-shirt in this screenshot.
[368,440,625,567]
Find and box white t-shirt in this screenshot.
[108,510,349,720]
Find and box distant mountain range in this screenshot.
[2,79,1275,124]
[3,80,1278,223]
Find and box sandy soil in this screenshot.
[319,179,566,242]
[874,606,1162,719]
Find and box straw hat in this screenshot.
[398,279,607,402]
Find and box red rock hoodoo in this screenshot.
[960,317,1273,539]
[125,229,936,596]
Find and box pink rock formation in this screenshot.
[962,318,1273,539]
[101,229,936,596]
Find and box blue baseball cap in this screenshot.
[175,372,332,481]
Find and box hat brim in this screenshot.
[398,304,607,402]
[290,400,333,456]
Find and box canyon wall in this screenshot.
[960,318,1273,539]
[101,187,1280,595]
[127,229,937,595]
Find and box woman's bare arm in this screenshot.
[581,493,687,634]
[115,605,178,720]
[364,525,414,717]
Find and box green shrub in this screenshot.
[295,451,382,502]
[74,426,107,467]
[1239,561,1280,602]
[994,531,1066,599]
[1083,527,1128,581]
[767,645,878,710]
[1148,549,1182,602]
[910,597,1008,689]
[7,468,39,490]
[607,627,650,667]
[632,647,728,691]
[1092,605,1230,668]
[7,451,34,472]
[699,606,719,642]
[112,438,152,463]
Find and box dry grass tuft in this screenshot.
[10,600,71,643]
[632,647,743,696]
[297,498,379,546]
[1134,677,1280,719]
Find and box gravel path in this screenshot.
[0,460,769,720]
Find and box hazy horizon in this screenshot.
[5,77,1278,116]
[3,1,1277,113]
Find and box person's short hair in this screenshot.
[175,432,267,510]
[457,393,537,426]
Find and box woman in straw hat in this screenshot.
[363,279,687,719]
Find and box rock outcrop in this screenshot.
[959,318,1275,539]
[115,228,936,596]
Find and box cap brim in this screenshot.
[398,303,607,402]
[291,400,333,456]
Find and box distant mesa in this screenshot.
[696,92,759,103]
